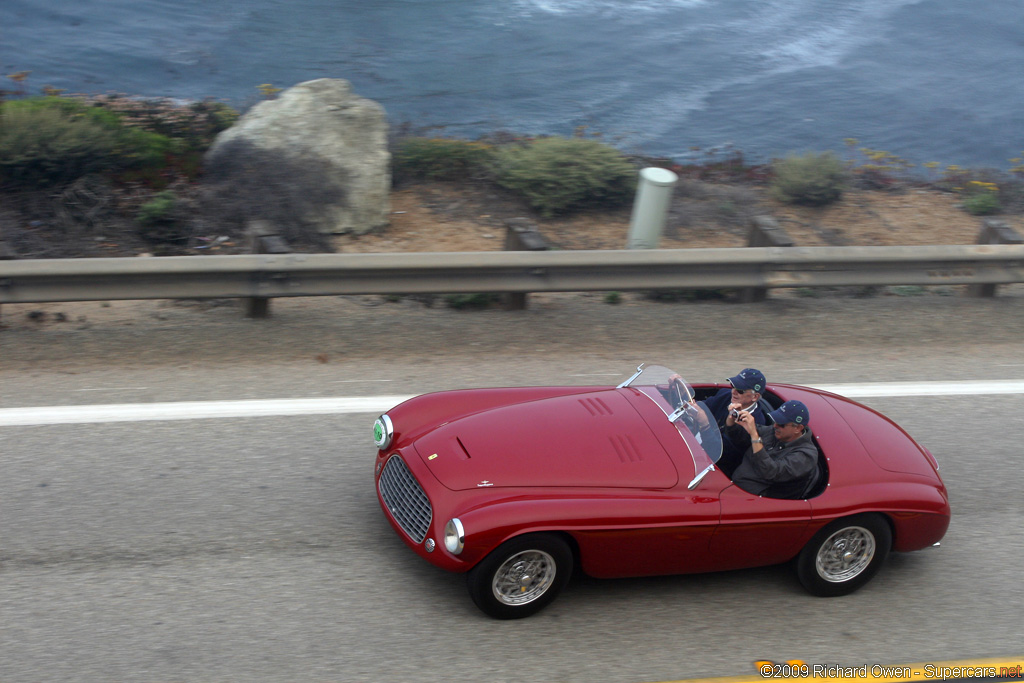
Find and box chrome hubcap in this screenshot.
[816,526,875,583]
[492,550,556,606]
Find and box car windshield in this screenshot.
[618,364,723,471]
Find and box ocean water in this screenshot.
[2,0,1023,168]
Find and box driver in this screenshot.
[703,368,768,475]
[727,400,819,499]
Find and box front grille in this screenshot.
[378,455,432,543]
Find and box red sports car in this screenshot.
[372,364,949,619]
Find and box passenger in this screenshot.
[727,399,818,499]
[704,368,768,475]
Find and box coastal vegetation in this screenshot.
[394,135,637,216]
[768,151,846,206]
[493,137,637,217]
[2,73,1024,260]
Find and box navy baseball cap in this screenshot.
[728,368,766,393]
[770,400,810,426]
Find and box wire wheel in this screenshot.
[491,549,557,606]
[796,514,891,597]
[815,525,876,583]
[468,533,573,619]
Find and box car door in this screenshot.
[709,483,812,569]
[572,489,724,579]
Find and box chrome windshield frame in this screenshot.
[619,364,723,471]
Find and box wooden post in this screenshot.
[0,239,16,322]
[969,218,1023,298]
[503,218,548,310]
[245,220,291,318]
[739,216,794,303]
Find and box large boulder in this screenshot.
[203,79,390,239]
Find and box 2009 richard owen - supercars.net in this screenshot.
[373,364,949,619]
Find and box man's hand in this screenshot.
[735,410,759,436]
[688,400,710,427]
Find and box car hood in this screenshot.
[411,389,679,491]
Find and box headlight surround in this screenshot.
[444,518,465,555]
[373,414,394,450]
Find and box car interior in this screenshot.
[692,386,830,500]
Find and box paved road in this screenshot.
[2,293,1023,682]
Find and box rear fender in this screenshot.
[810,481,950,551]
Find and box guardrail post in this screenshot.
[245,220,291,318]
[969,218,1023,298]
[739,216,794,303]
[0,239,16,321]
[504,218,548,310]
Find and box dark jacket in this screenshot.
[725,423,819,499]
[704,387,767,428]
[704,388,767,470]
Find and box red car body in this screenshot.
[373,366,949,618]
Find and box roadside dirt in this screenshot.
[3,178,1023,343]
[333,179,1022,253]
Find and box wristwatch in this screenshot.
[752,438,763,444]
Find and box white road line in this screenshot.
[813,380,1024,397]
[0,396,417,427]
[1,380,1024,427]
[73,386,149,392]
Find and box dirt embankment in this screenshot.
[334,179,1021,254]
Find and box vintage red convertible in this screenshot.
[373,364,950,619]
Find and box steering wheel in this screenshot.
[668,376,704,433]
[669,376,692,409]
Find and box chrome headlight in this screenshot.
[373,414,394,450]
[444,518,465,555]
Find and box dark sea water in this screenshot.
[2,0,1023,169]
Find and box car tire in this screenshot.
[467,533,573,619]
[796,513,892,597]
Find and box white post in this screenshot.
[626,167,679,249]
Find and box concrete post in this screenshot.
[626,167,679,249]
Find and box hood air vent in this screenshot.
[609,434,644,463]
[579,397,614,417]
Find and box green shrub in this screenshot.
[136,190,189,243]
[0,104,119,185]
[0,97,172,186]
[393,137,495,182]
[960,180,1001,215]
[495,137,637,217]
[769,152,846,206]
[961,192,1000,216]
[137,190,177,226]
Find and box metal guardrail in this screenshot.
[2,244,1024,306]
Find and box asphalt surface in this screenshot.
[2,291,1023,682]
